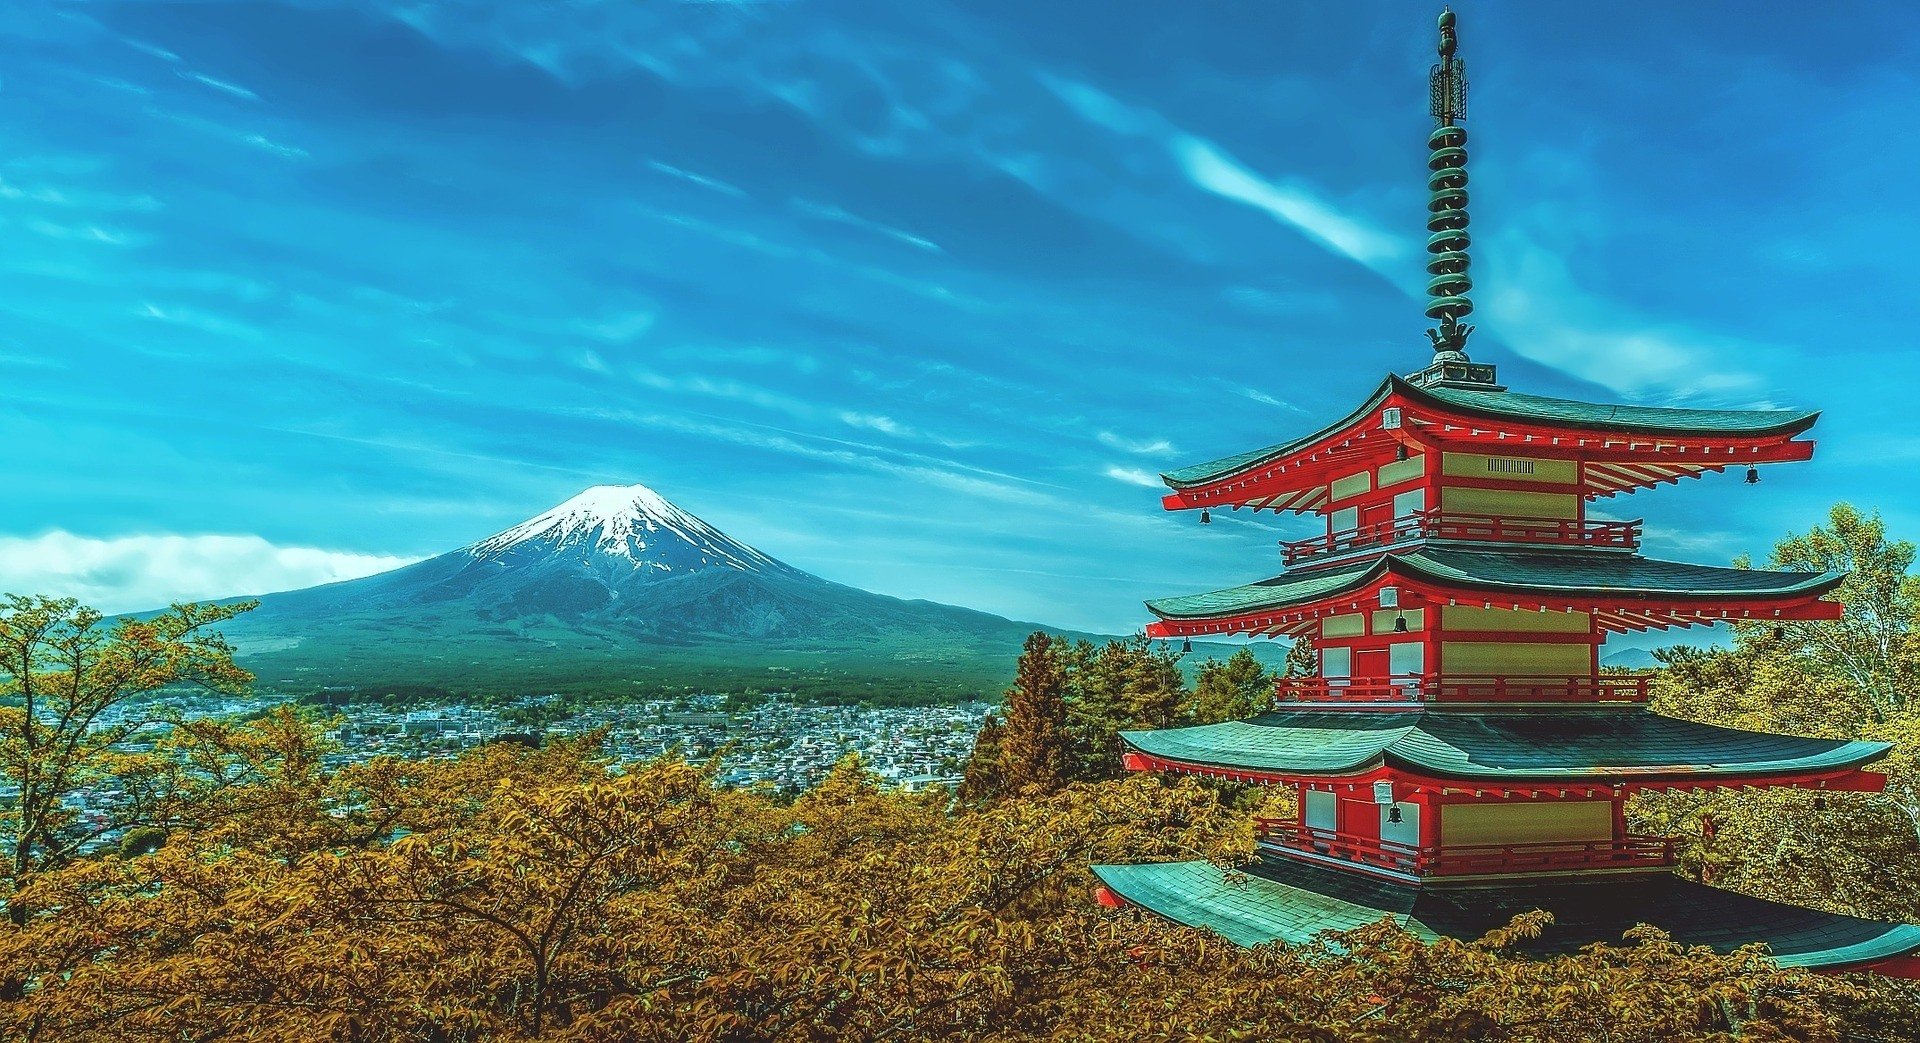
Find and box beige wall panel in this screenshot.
[1441,641,1592,676]
[1370,608,1427,633]
[1439,486,1579,520]
[1441,606,1592,634]
[1378,455,1427,488]
[1330,470,1373,501]
[1321,613,1368,638]
[1442,800,1613,847]
[1440,453,1578,485]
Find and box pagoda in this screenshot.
[1091,10,1920,976]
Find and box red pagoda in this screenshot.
[1091,10,1920,976]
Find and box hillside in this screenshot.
[213,484,1081,702]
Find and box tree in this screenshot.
[1282,634,1317,678]
[996,632,1071,795]
[0,595,254,920]
[1648,503,1920,925]
[1067,636,1186,780]
[956,713,1006,804]
[1749,503,1920,722]
[1186,647,1273,724]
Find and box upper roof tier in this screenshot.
[1142,546,1842,639]
[1160,375,1819,512]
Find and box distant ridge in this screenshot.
[202,483,1081,701]
[1600,647,1662,671]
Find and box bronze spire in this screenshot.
[1424,8,1474,360]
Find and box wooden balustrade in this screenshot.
[1253,817,1675,876]
[1281,510,1642,566]
[1272,673,1650,705]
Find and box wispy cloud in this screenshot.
[1097,431,1172,455]
[182,70,260,102]
[0,531,417,613]
[1103,465,1164,488]
[1233,386,1303,412]
[793,199,943,253]
[647,160,748,198]
[838,411,973,449]
[1173,136,1407,271]
[1477,227,1773,401]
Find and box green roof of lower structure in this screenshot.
[1090,858,1920,970]
[1161,375,1819,490]
[1144,548,1840,620]
[1119,709,1890,781]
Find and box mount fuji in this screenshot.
[212,484,1066,701]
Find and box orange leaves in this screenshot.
[0,702,1913,1041]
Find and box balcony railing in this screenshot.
[1272,673,1650,705]
[1281,509,1642,567]
[1254,818,1675,877]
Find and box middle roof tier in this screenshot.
[1119,708,1889,789]
[1142,546,1841,638]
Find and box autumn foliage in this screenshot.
[0,709,1908,1041]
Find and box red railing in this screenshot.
[1254,818,1675,877]
[1272,673,1650,705]
[1281,510,1642,566]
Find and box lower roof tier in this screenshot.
[1143,547,1842,637]
[1090,857,1920,973]
[1119,709,1889,785]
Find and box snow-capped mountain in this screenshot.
[206,483,1064,699]
[466,484,794,576]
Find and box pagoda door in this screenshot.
[1338,798,1378,841]
[1354,648,1388,684]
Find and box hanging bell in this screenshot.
[1393,612,1409,633]
[1387,805,1403,824]
[1395,444,1410,462]
[1181,637,1192,654]
[1745,465,1760,485]
[1200,509,1212,524]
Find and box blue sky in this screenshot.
[3,1,1918,645]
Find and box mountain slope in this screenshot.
[216,484,1074,700]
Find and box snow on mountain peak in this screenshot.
[467,483,785,573]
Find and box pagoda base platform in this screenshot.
[1090,857,1920,974]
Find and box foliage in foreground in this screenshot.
[0,711,1913,1042]
[1642,504,1920,925]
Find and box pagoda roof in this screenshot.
[1145,548,1840,630]
[1089,858,1920,970]
[1163,376,1819,491]
[1119,709,1889,782]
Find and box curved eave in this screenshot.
[1412,380,1820,440]
[1161,378,1395,491]
[1158,373,1820,498]
[1120,717,1408,777]
[1144,551,1842,628]
[1144,557,1381,622]
[1119,712,1893,783]
[1089,859,1920,974]
[1392,550,1845,605]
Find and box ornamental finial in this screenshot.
[1425,7,1474,359]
